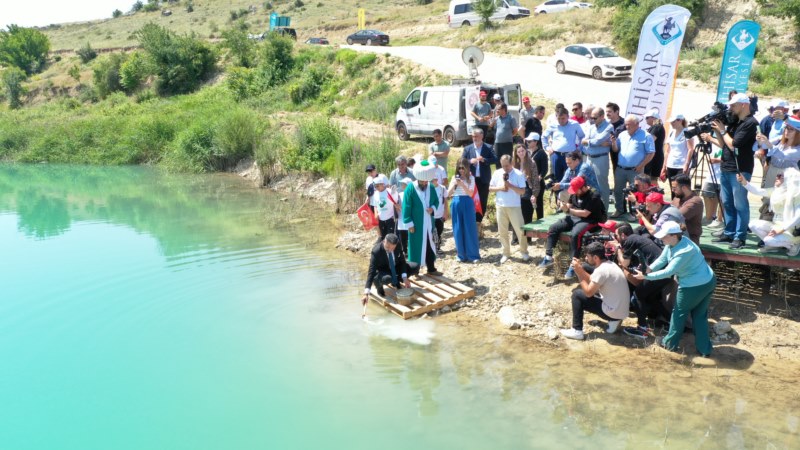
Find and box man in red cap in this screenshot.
[519,96,535,125]
[539,175,606,278]
[636,191,685,242]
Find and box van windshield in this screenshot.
[505,0,522,5]
[590,47,619,58]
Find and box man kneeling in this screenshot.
[560,242,630,340]
[363,234,411,305]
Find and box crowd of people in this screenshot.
[362,91,800,356]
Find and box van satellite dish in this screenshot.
[462,46,484,80]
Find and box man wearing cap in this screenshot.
[582,107,614,209]
[519,96,535,124]
[402,160,441,275]
[462,128,497,234]
[490,103,518,170]
[388,155,416,188]
[644,109,666,179]
[428,129,450,175]
[636,191,685,243]
[526,132,549,220]
[490,155,530,263]
[539,175,606,278]
[371,174,399,241]
[671,173,704,245]
[543,107,586,182]
[701,92,759,249]
[470,91,492,138]
[611,115,655,218]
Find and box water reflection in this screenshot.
[15,188,71,238]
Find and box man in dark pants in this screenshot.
[538,175,606,278]
[462,128,497,238]
[490,103,518,170]
[560,242,630,340]
[362,234,411,304]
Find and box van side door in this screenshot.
[402,89,422,133]
[501,84,522,126]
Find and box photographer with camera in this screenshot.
[610,115,655,218]
[614,223,672,337]
[559,242,630,341]
[538,176,606,278]
[632,221,717,357]
[635,192,685,244]
[700,93,759,250]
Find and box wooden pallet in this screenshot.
[369,273,476,319]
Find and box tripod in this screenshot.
[691,141,719,197]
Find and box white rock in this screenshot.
[537,311,547,319]
[714,321,733,335]
[547,328,559,340]
[497,306,520,329]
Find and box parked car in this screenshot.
[447,0,530,28]
[304,37,330,45]
[553,44,632,80]
[271,27,297,40]
[395,82,522,146]
[346,30,390,46]
[534,0,592,14]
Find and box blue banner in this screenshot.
[716,20,760,103]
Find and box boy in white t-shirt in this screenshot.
[371,174,397,241]
[431,176,449,256]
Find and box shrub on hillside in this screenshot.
[132,1,144,12]
[225,66,259,101]
[472,0,499,30]
[222,27,256,67]
[77,42,98,63]
[119,51,154,93]
[283,117,342,173]
[68,65,81,82]
[93,53,127,99]
[0,25,51,75]
[214,108,263,166]
[757,0,800,40]
[2,67,27,109]
[113,9,123,18]
[165,122,217,172]
[135,23,217,95]
[257,34,294,87]
[288,66,330,104]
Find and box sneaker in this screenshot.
[520,252,531,262]
[788,243,800,257]
[500,255,509,264]
[701,217,712,226]
[564,267,576,279]
[709,220,724,228]
[538,256,554,268]
[757,240,765,248]
[759,246,782,254]
[560,328,585,340]
[606,320,622,334]
[472,259,480,264]
[729,239,744,250]
[711,230,726,238]
[712,235,733,243]
[623,326,651,339]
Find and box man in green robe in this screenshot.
[402,160,441,275]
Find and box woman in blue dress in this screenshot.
[447,158,481,263]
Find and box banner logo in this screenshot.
[731,29,756,51]
[652,17,683,45]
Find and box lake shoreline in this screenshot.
[256,169,800,371]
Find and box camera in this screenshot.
[583,233,615,245]
[622,187,634,196]
[543,174,556,190]
[684,102,733,139]
[455,174,461,180]
[503,173,509,181]
[636,203,647,214]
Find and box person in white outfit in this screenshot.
[737,166,800,256]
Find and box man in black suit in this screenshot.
[461,128,497,237]
[362,234,411,304]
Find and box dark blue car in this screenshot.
[345,30,390,46]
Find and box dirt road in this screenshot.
[345,45,718,121]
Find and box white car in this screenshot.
[553,44,632,80]
[534,0,592,14]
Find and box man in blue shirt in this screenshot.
[491,103,518,169]
[553,150,601,207]
[610,115,655,217]
[582,107,614,209]
[543,107,585,182]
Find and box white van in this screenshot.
[395,82,522,146]
[447,0,531,28]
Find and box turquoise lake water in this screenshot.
[1,164,798,449]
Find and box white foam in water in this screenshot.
[365,316,435,345]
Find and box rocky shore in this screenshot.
[259,171,800,364]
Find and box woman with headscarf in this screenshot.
[738,165,800,256]
[632,221,717,357]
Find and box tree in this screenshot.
[222,26,257,68]
[119,51,155,93]
[93,53,127,98]
[257,33,294,87]
[77,42,97,63]
[68,64,81,82]
[472,0,499,30]
[758,0,800,40]
[0,25,51,75]
[135,23,217,95]
[132,1,144,12]
[2,67,27,109]
[113,9,123,18]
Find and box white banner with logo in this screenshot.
[625,5,691,123]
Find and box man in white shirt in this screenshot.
[560,242,630,340]
[490,154,529,263]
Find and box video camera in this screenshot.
[684,102,734,140]
[583,233,617,261]
[543,174,556,190]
